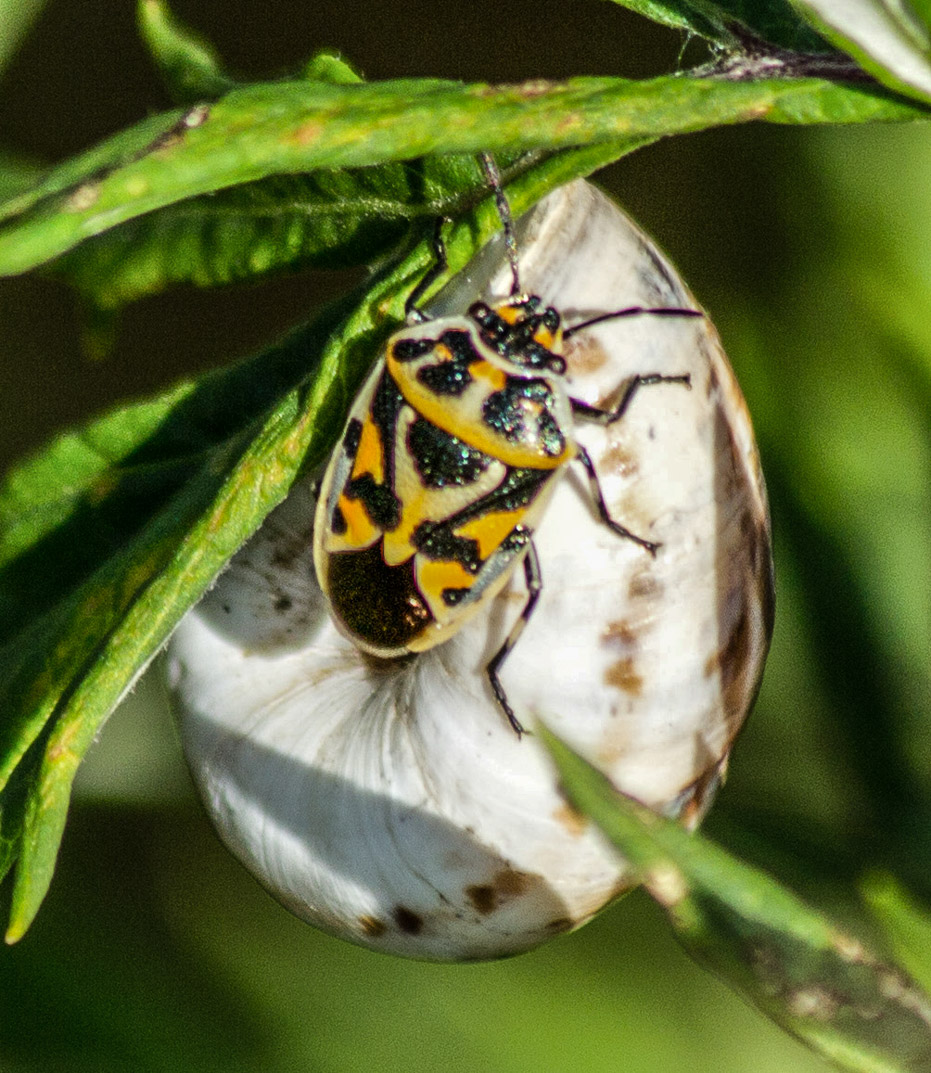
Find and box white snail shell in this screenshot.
[166,180,773,961]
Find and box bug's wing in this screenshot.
[407,462,561,643]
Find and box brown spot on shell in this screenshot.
[675,757,728,828]
[704,605,751,698]
[603,619,639,648]
[552,802,589,837]
[465,885,496,915]
[545,917,573,933]
[358,915,386,937]
[628,568,660,601]
[604,656,643,696]
[465,869,531,915]
[599,441,638,479]
[720,608,751,694]
[564,335,609,376]
[392,906,424,934]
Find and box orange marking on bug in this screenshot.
[350,415,384,484]
[533,324,559,349]
[381,505,420,566]
[416,558,476,604]
[337,493,380,549]
[456,509,524,561]
[470,359,508,393]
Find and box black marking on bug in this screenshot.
[482,379,566,458]
[343,418,363,455]
[326,543,433,649]
[457,466,551,523]
[412,522,482,573]
[392,337,434,361]
[414,329,483,397]
[331,503,348,535]
[341,371,406,531]
[407,417,491,488]
[344,473,402,530]
[469,300,564,372]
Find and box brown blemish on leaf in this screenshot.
[465,869,531,915]
[289,121,324,145]
[645,864,688,907]
[786,986,840,1021]
[831,931,868,964]
[67,184,100,211]
[604,656,643,696]
[517,79,554,98]
[552,801,588,837]
[184,103,210,129]
[358,915,387,937]
[392,906,424,934]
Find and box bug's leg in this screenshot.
[570,372,691,427]
[563,306,702,340]
[571,372,691,552]
[574,444,660,556]
[486,543,542,738]
[405,216,450,323]
[479,152,521,298]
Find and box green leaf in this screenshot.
[542,727,931,1073]
[47,143,638,313]
[0,0,46,76]
[787,0,931,103]
[0,73,926,279]
[603,0,831,50]
[0,149,45,203]
[601,0,738,43]
[301,49,365,85]
[0,292,355,941]
[138,0,363,100]
[138,0,238,104]
[862,873,931,997]
[49,158,478,311]
[708,0,834,47]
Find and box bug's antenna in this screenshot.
[480,152,521,298]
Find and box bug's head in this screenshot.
[468,298,566,375]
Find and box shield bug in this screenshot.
[313,157,699,735]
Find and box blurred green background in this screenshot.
[1,1,929,1070]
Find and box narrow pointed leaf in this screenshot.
[137,0,238,103]
[603,0,831,49]
[862,873,931,997]
[542,728,931,1073]
[0,74,926,278]
[788,0,931,103]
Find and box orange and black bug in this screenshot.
[313,156,698,735]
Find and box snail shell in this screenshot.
[166,179,773,961]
